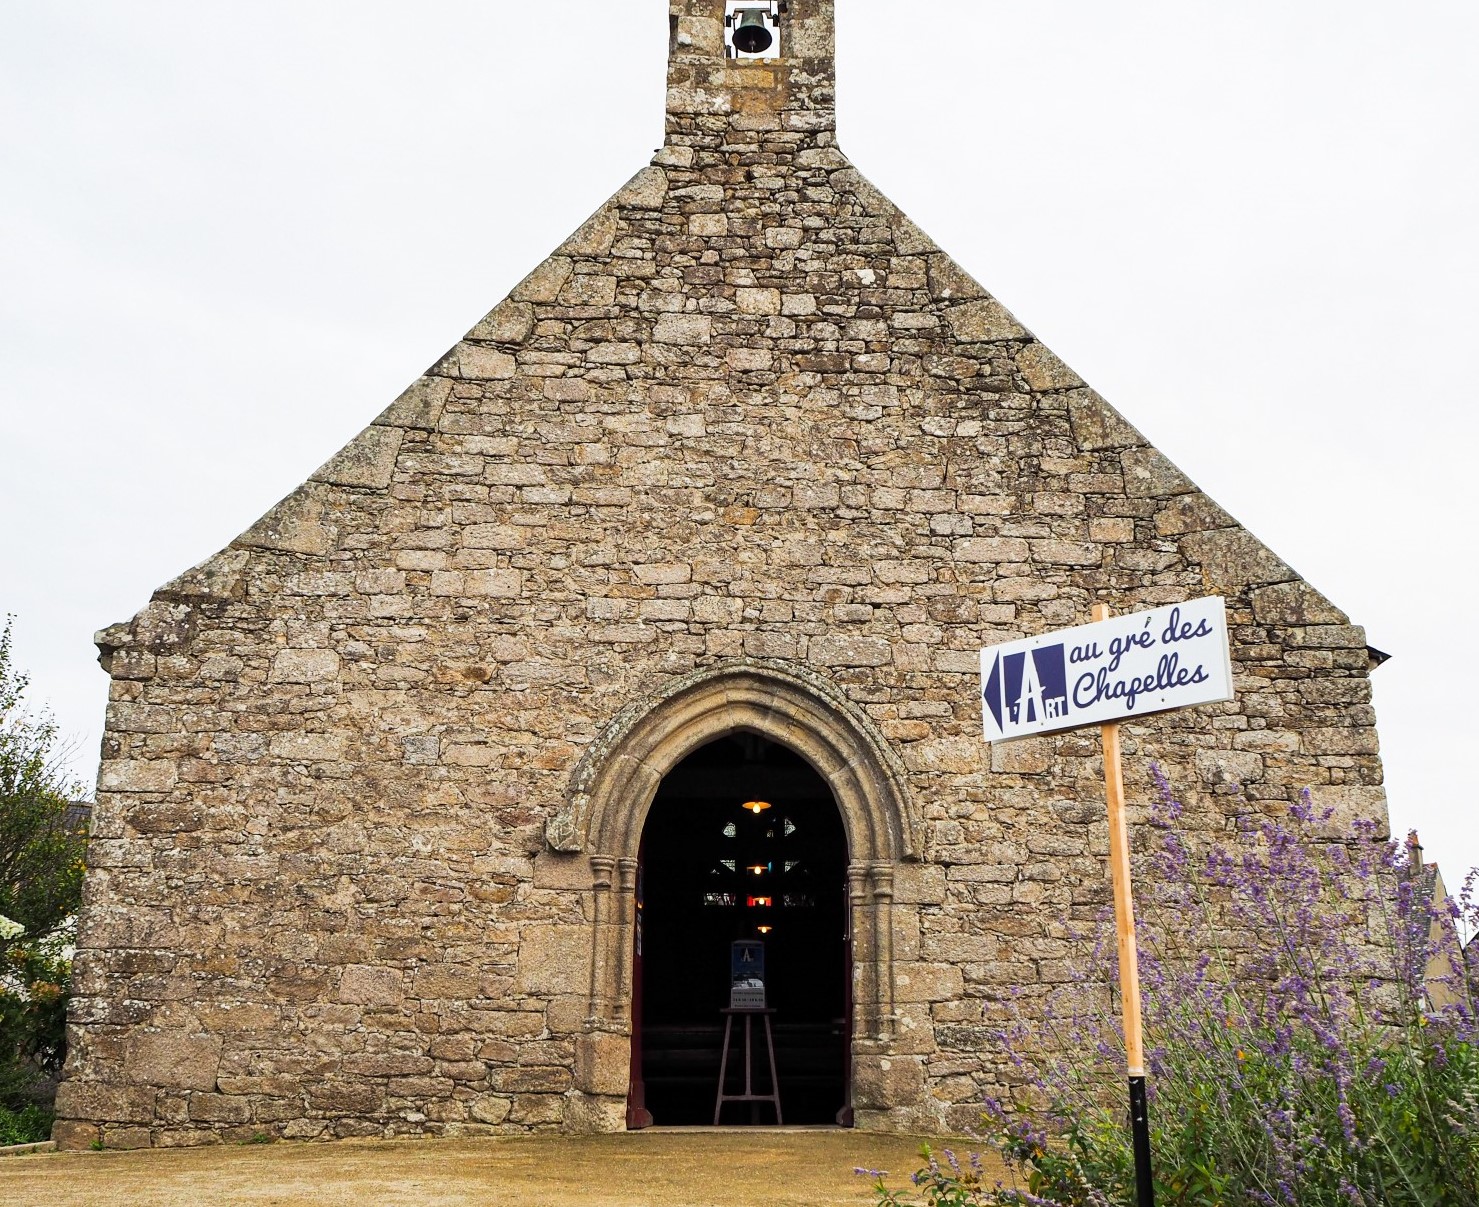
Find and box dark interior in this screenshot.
[635,732,850,1126]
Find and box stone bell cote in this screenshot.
[666,0,837,136]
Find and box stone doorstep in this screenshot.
[0,1140,57,1157]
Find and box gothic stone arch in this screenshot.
[551,660,924,1131]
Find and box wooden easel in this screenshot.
[713,1008,782,1125]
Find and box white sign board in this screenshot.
[981,597,1234,742]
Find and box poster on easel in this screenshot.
[730,939,766,1009]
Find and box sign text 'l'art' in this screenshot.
[980,597,1234,742]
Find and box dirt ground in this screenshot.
[0,1130,998,1207]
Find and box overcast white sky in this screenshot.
[2,2,1475,879]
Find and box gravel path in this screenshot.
[0,1130,992,1206]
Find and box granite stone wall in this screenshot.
[54,0,1386,1148]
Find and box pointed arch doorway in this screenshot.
[553,661,925,1134]
[632,732,850,1126]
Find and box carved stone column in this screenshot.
[869,862,896,1043]
[587,855,616,1028]
[612,857,640,1032]
[847,861,875,1045]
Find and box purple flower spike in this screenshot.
[873,772,1479,1207]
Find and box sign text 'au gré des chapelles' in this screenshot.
[980,597,1234,742]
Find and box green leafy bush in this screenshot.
[0,1101,53,1146]
[0,617,86,1138]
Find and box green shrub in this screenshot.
[0,617,86,1123]
[0,938,72,1107]
[0,1101,54,1146]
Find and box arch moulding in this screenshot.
[555,660,925,1131]
[546,658,923,863]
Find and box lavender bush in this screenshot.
[866,770,1479,1206]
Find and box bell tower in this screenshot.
[666,0,836,138]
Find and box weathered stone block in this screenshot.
[1155,492,1233,537]
[54,1081,157,1123]
[268,733,344,762]
[196,1003,279,1033]
[413,965,479,1000]
[98,760,177,794]
[736,287,782,315]
[653,314,713,345]
[586,342,641,365]
[991,738,1051,775]
[337,966,403,1007]
[378,376,452,430]
[124,1032,222,1091]
[945,299,1024,342]
[1017,342,1082,390]
[558,206,617,257]
[514,926,590,996]
[1032,540,1100,567]
[1195,748,1264,786]
[312,425,403,490]
[455,345,517,380]
[954,537,1028,563]
[1067,390,1141,450]
[157,549,250,604]
[689,212,728,236]
[616,165,667,209]
[511,257,572,303]
[102,1126,155,1150]
[1252,580,1348,627]
[894,963,965,1004]
[633,563,691,586]
[508,1093,564,1125]
[905,738,984,775]
[51,1120,101,1151]
[1308,785,1389,840]
[1182,528,1294,590]
[344,1053,434,1077]
[560,274,619,307]
[893,864,947,906]
[306,1080,383,1115]
[270,649,340,684]
[532,853,593,890]
[490,1066,572,1094]
[237,487,333,555]
[469,1094,512,1124]
[468,300,537,345]
[853,1055,925,1111]
[727,347,773,371]
[188,1094,251,1123]
[1303,726,1379,755]
[809,636,891,667]
[1122,446,1193,499]
[926,254,985,301]
[575,1033,631,1096]
[465,569,524,597]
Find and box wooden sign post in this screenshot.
[1093,602,1155,1207]
[980,596,1234,1207]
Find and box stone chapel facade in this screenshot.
[55,0,1387,1149]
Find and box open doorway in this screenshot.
[631,732,850,1126]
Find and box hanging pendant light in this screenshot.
[742,800,772,814]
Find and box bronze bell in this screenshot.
[731,10,774,55]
